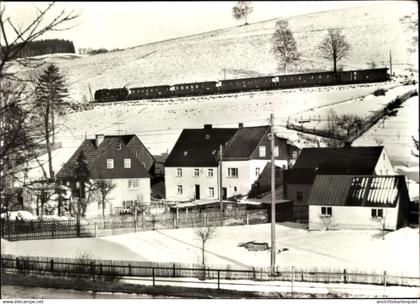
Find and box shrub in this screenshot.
[373,88,386,96]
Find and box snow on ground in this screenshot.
[2,223,419,277]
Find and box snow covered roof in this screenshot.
[308,175,408,207]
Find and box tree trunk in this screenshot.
[45,104,54,180]
[51,104,55,146]
[202,241,205,266]
[102,199,105,218]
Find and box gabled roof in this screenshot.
[308,175,406,207]
[223,126,269,160]
[164,128,237,167]
[56,135,150,180]
[293,146,384,174]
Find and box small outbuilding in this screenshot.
[307,175,410,231]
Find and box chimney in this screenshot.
[204,124,212,129]
[238,123,243,128]
[96,134,104,147]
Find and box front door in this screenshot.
[222,187,227,200]
[195,184,200,200]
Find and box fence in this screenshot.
[1,254,419,288]
[286,88,418,142]
[1,209,268,241]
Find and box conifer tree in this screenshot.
[35,64,69,180]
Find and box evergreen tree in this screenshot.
[35,64,69,180]
[272,20,300,72]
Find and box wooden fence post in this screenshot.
[343,269,347,283]
[217,270,220,290]
[291,266,294,295]
[134,219,137,233]
[383,271,387,291]
[50,259,54,272]
[91,261,95,281]
[16,257,19,270]
[128,264,132,276]
[173,263,176,277]
[99,263,103,276]
[51,221,55,239]
[152,267,155,286]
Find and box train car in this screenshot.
[220,76,275,93]
[94,87,129,103]
[128,85,171,100]
[172,81,218,97]
[276,71,337,89]
[339,68,389,84]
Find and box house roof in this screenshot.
[284,168,317,184]
[293,146,384,174]
[56,135,150,180]
[164,128,238,167]
[223,126,269,160]
[308,175,406,207]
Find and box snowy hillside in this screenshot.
[12,2,417,102]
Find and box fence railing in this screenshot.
[1,209,268,241]
[1,254,419,288]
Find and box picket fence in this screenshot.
[1,209,268,241]
[1,254,419,288]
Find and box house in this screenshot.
[307,175,410,230]
[164,124,298,202]
[56,134,152,217]
[284,145,395,221]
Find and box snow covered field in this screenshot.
[2,223,419,277]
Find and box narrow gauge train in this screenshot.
[94,68,389,103]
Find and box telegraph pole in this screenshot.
[270,114,276,269]
[219,144,223,211]
[389,51,393,77]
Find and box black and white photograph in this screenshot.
[0,0,418,300]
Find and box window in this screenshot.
[208,187,215,197]
[274,146,279,157]
[106,159,114,169]
[371,209,383,218]
[176,168,182,177]
[124,158,131,169]
[259,146,266,157]
[321,206,332,217]
[292,151,298,159]
[194,169,200,177]
[228,168,238,178]
[255,167,260,176]
[128,179,139,189]
[233,186,237,192]
[177,185,183,195]
[296,192,303,203]
[116,143,121,150]
[134,150,138,156]
[208,169,214,177]
[141,162,146,168]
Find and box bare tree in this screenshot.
[336,114,363,138]
[92,179,116,217]
[319,29,351,74]
[232,1,253,25]
[272,19,300,72]
[195,225,217,267]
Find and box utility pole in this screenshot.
[389,51,393,77]
[270,113,276,270]
[219,144,223,211]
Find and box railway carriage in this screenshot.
[129,85,171,100]
[220,76,276,93]
[172,81,218,97]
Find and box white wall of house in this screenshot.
[85,178,150,217]
[374,149,395,175]
[222,159,288,198]
[308,204,399,231]
[165,167,219,201]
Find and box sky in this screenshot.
[2,1,404,50]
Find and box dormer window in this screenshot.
[259,146,266,157]
[117,143,122,150]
